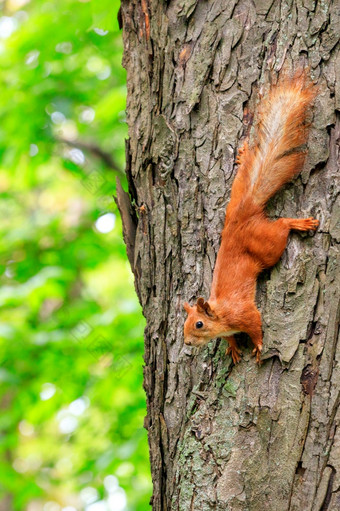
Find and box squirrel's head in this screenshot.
[183,297,221,347]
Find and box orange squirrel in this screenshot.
[183,72,318,364]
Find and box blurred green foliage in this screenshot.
[0,0,151,510]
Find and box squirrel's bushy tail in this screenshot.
[230,71,317,209]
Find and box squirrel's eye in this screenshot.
[196,321,203,329]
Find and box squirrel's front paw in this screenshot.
[226,346,242,364]
[252,345,262,365]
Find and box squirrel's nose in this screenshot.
[184,338,192,346]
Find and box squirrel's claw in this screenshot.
[226,346,242,364]
[252,346,263,365]
[305,217,319,231]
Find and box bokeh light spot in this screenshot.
[40,383,56,401]
[95,213,116,234]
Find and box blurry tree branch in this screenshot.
[56,137,125,177]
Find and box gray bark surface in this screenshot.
[118,1,340,509]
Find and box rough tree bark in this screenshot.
[117,1,339,509]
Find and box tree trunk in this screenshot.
[118,1,339,509]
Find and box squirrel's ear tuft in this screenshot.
[196,297,205,312]
[183,302,191,314]
[205,303,217,318]
[196,297,217,318]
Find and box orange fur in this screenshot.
[183,71,318,364]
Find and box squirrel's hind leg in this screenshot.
[252,216,318,269]
[285,217,319,232]
[246,218,291,268]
